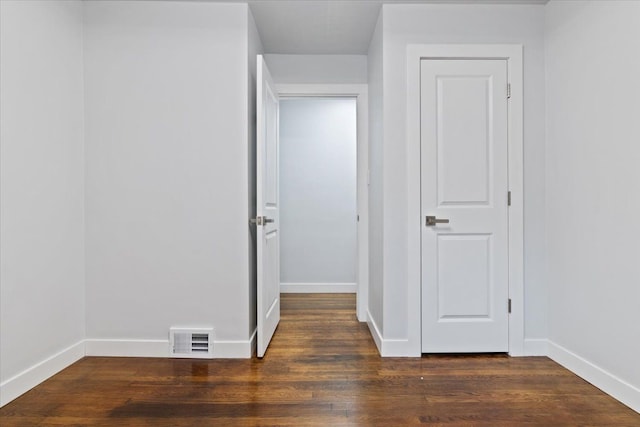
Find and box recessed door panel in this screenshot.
[437,234,491,319]
[437,77,491,206]
[265,88,278,208]
[264,229,279,319]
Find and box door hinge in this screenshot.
[507,83,511,99]
[508,299,512,314]
[508,191,511,206]
[357,214,360,222]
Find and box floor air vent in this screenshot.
[169,327,214,358]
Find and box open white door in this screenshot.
[256,55,280,358]
[421,59,509,353]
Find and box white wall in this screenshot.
[264,54,367,84]
[83,1,254,355]
[545,0,640,412]
[367,11,384,339]
[0,0,85,405]
[376,4,547,350]
[279,98,357,287]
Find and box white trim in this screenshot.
[213,332,256,358]
[280,282,356,293]
[275,84,367,98]
[548,340,640,413]
[381,339,412,357]
[366,309,383,354]
[275,83,369,323]
[85,339,168,358]
[85,338,254,359]
[406,44,525,357]
[0,340,85,407]
[523,338,549,356]
[365,311,412,357]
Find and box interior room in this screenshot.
[1,0,638,424]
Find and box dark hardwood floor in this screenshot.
[1,294,638,426]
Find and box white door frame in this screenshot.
[275,84,369,322]
[406,45,524,356]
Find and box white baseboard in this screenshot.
[85,337,255,359]
[280,282,356,293]
[0,340,85,407]
[381,339,412,357]
[212,329,256,358]
[85,339,169,357]
[365,310,415,357]
[548,340,640,413]
[366,309,383,354]
[523,338,549,356]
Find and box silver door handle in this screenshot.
[425,216,449,226]
[250,216,274,226]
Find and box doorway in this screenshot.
[255,56,369,357]
[405,45,525,356]
[276,84,369,323]
[279,97,358,294]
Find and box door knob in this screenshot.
[250,216,274,226]
[425,216,450,226]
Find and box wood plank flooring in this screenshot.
[1,294,638,426]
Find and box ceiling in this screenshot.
[249,1,382,54]
[248,0,549,54]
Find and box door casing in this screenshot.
[407,45,524,356]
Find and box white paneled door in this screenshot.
[256,55,280,358]
[421,59,509,353]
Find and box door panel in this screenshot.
[421,59,509,353]
[437,234,492,319]
[257,55,280,358]
[265,88,278,206]
[437,77,491,205]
